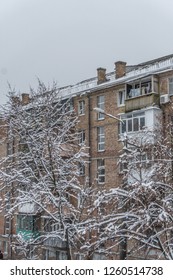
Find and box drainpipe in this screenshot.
[9,136,15,260]
[87,92,92,259]
[151,75,154,92]
[87,93,91,187]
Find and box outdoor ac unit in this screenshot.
[160,94,170,104]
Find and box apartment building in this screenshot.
[1,54,173,259]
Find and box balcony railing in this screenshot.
[16,229,40,240]
[125,92,159,112]
[43,236,67,248]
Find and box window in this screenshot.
[61,98,74,113]
[97,127,105,151]
[78,130,85,145]
[169,78,173,96]
[139,153,152,168]
[97,95,105,120]
[126,81,151,99]
[97,159,105,183]
[119,112,145,134]
[78,162,85,176]
[7,142,13,156]
[78,100,85,115]
[44,249,50,260]
[17,215,36,231]
[56,251,68,260]
[3,241,8,254]
[119,161,128,174]
[118,90,125,106]
[44,218,60,232]
[92,253,105,260]
[76,253,85,260]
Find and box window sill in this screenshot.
[97,181,105,185]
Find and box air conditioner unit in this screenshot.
[160,94,170,104]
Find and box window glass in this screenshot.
[78,162,85,176]
[98,127,105,151]
[97,159,105,183]
[122,120,126,133]
[140,117,145,129]
[97,96,105,120]
[169,78,173,96]
[127,119,132,132]
[17,215,34,231]
[118,90,125,106]
[56,251,68,260]
[120,112,145,134]
[78,100,85,115]
[78,130,85,145]
[133,118,139,131]
[126,81,151,98]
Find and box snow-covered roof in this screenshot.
[58,54,173,99]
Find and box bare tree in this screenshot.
[0,81,89,259]
[85,128,173,259]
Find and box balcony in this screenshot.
[16,214,40,240]
[16,229,40,240]
[43,236,67,248]
[125,92,159,112]
[125,75,159,112]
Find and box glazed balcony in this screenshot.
[43,236,67,248]
[125,76,159,112]
[16,214,40,240]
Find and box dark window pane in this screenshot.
[122,120,126,133]
[133,118,139,131]
[140,117,145,129]
[97,159,105,183]
[128,119,132,132]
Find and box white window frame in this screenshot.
[119,112,145,134]
[169,77,173,96]
[97,126,105,151]
[78,100,85,115]
[119,161,128,174]
[97,159,105,184]
[78,130,85,145]
[118,90,125,106]
[97,95,105,120]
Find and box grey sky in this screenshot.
[0,0,173,104]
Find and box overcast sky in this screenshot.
[0,0,173,104]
